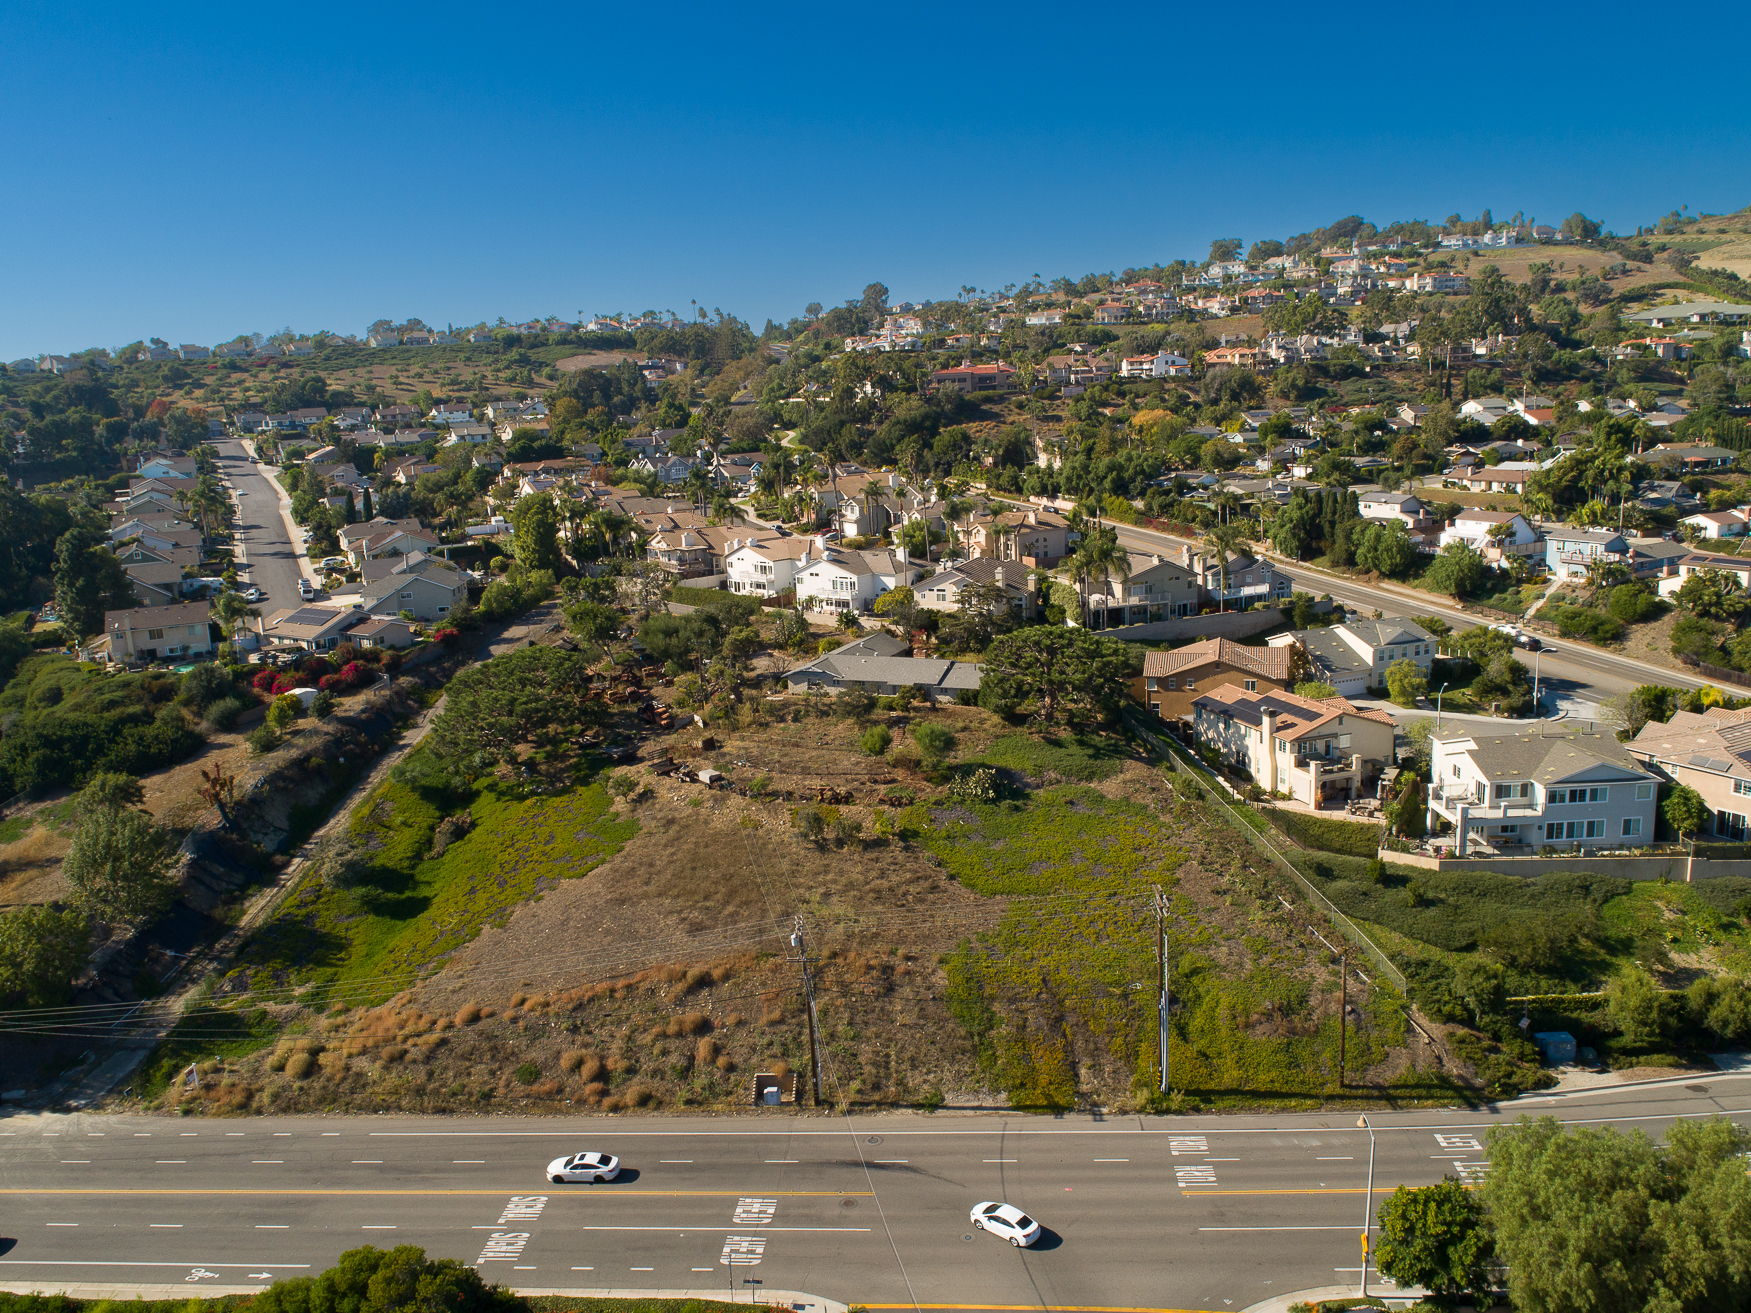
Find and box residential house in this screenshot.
[1357,491,1426,526]
[1081,553,1201,630]
[1172,543,1288,611]
[1622,301,1751,329]
[1682,509,1750,540]
[387,456,442,484]
[962,506,1075,567]
[1629,706,1751,840]
[915,557,1036,620]
[725,532,817,599]
[256,604,368,654]
[137,454,196,480]
[428,403,472,425]
[783,631,981,702]
[1204,345,1259,367]
[330,555,467,622]
[1543,527,1632,579]
[1190,686,1397,806]
[1117,351,1191,379]
[374,404,421,428]
[443,422,493,446]
[289,407,328,429]
[101,601,215,664]
[1629,537,1690,584]
[122,559,183,606]
[339,517,439,566]
[348,616,418,650]
[176,344,210,361]
[1136,638,1295,721]
[1449,464,1537,495]
[1427,728,1660,854]
[795,544,917,614]
[1268,617,1437,698]
[1657,550,1751,598]
[1651,443,1737,471]
[1438,510,1540,563]
[930,361,1017,396]
[282,341,315,357]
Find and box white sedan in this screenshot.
[547,1151,620,1183]
[969,1201,1040,1247]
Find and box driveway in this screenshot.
[211,438,313,614]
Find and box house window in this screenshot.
[1184,678,1195,691]
[1558,786,1608,804]
[400,591,413,600]
[1717,810,1748,840]
[1546,820,1605,840]
[1276,738,1288,754]
[1452,764,1462,778]
[147,628,165,640]
[1166,677,1177,690]
[1622,817,1643,837]
[437,606,449,614]
[1244,679,1257,692]
[1146,677,1158,691]
[1733,780,1751,798]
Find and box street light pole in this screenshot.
[1435,683,1448,732]
[1357,1114,1377,1297]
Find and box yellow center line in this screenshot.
[1183,1187,1403,1195]
[0,1188,871,1198]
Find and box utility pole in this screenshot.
[1338,949,1348,1088]
[1154,884,1170,1095]
[790,917,824,1107]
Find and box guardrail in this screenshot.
[1127,712,1407,992]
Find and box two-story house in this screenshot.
[1082,553,1201,630]
[1657,551,1751,598]
[1136,638,1295,722]
[1268,617,1437,698]
[1543,527,1631,580]
[102,601,215,664]
[1426,728,1661,854]
[1629,705,1751,840]
[1437,510,1541,564]
[795,545,917,614]
[1680,509,1750,540]
[329,553,468,623]
[1190,685,1397,806]
[1175,544,1289,611]
[725,533,816,599]
[915,557,1037,620]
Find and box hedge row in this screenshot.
[1265,807,1384,857]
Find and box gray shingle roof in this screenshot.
[1448,730,1649,784]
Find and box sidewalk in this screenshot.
[1242,1281,1431,1313]
[0,1283,842,1311]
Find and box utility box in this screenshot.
[1532,1031,1577,1065]
[751,1072,800,1105]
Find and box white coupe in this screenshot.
[547,1151,621,1183]
[970,1200,1040,1247]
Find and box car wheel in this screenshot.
[973,1220,984,1230]
[1010,1237,1022,1246]
[551,1175,564,1183]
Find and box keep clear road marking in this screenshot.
[477,1195,546,1268]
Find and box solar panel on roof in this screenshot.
[1689,753,1734,772]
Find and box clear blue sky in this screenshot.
[3,1,1746,360]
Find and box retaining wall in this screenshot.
[1096,607,1284,645]
[1384,849,1751,881]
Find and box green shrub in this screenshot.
[860,725,892,756]
[247,725,282,755]
[1552,605,1624,644]
[1607,584,1666,624]
[204,694,249,730]
[1266,809,1383,857]
[513,1061,541,1085]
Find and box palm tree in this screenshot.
[1207,522,1250,612]
[1211,489,1242,526]
[1071,523,1129,624]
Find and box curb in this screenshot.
[0,1282,844,1311]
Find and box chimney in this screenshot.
[1261,707,1280,794]
[995,565,1006,589]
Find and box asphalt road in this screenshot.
[1106,521,1717,705]
[212,439,312,617]
[2,1076,1746,1310]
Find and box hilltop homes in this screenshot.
[1190,685,1398,806]
[1266,617,1437,699]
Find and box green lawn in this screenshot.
[227,751,639,998]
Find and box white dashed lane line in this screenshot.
[362,1226,396,1230]
[256,1225,289,1230]
[352,1160,384,1164]
[150,1225,182,1229]
[983,1159,1017,1163]
[453,1160,485,1164]
[156,1160,186,1164]
[252,1160,285,1164]
[46,1223,77,1228]
[59,1161,90,1164]
[1093,1158,1129,1162]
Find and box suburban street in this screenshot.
[213,438,313,618]
[2,1076,1746,1311]
[1105,520,1719,706]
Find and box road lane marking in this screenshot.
[872,1159,908,1163]
[454,1160,486,1164]
[0,1188,873,1197]
[570,1267,594,1271]
[322,1133,340,1137]
[660,1160,693,1163]
[1204,1157,1240,1161]
[59,1161,90,1164]
[46,1223,77,1227]
[1175,1165,1218,1186]
[862,1305,1214,1311]
[1168,1136,1209,1156]
[1093,1158,1129,1162]
[764,1159,798,1163]
[0,1263,310,1270]
[255,1225,288,1229]
[578,1226,871,1233]
[1199,1225,1369,1231]
[155,1161,186,1164]
[1183,1186,1431,1195]
[982,1159,1016,1163]
[86,1134,104,1137]
[227,1133,245,1137]
[352,1160,384,1164]
[134,1134,151,1137]
[1315,1156,1354,1160]
[362,1226,396,1230]
[252,1160,284,1164]
[630,1267,654,1271]
[151,1225,183,1228]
